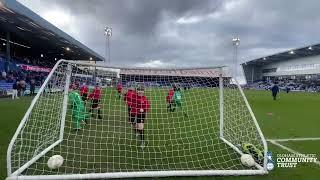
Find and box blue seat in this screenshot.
[0,82,13,91]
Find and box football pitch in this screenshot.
[1,90,320,179]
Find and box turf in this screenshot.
[247,90,320,138]
[280,141,320,159]
[11,88,248,175]
[0,89,320,179]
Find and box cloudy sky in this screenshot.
[17,0,320,71]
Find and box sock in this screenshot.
[98,109,102,119]
[132,123,137,133]
[139,129,144,141]
[89,109,94,117]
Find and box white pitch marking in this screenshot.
[268,140,320,166]
[267,137,320,142]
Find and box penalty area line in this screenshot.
[267,137,320,142]
[268,140,320,166]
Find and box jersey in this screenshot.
[69,91,86,114]
[173,91,182,107]
[166,88,174,103]
[80,85,89,96]
[271,85,279,94]
[69,91,88,128]
[242,142,263,161]
[124,89,135,107]
[131,94,150,115]
[89,86,102,100]
[117,84,123,93]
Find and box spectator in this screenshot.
[286,86,290,93]
[18,80,26,97]
[1,71,6,79]
[48,81,55,93]
[30,79,36,96]
[12,81,19,99]
[271,83,279,100]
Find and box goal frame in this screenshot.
[6,60,268,179]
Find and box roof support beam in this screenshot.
[6,31,10,61]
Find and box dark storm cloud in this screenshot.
[54,0,223,35]
[18,0,320,82]
[18,0,225,65]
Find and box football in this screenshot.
[240,154,255,167]
[47,155,64,169]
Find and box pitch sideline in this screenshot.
[267,137,320,142]
[268,140,320,166]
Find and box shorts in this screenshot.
[167,98,173,104]
[174,100,182,107]
[130,113,146,123]
[91,99,100,109]
[81,93,87,101]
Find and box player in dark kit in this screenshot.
[130,86,150,149]
[88,84,103,119]
[271,83,279,100]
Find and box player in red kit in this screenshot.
[166,85,175,112]
[130,86,150,149]
[116,83,123,99]
[80,83,89,103]
[124,86,136,123]
[88,83,102,119]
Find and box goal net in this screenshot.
[7,60,268,179]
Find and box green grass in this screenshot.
[0,89,320,179]
[247,90,320,138]
[13,88,247,175]
[280,141,320,159]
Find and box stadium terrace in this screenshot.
[0,0,104,62]
[120,68,230,78]
[242,44,320,83]
[242,44,320,92]
[0,0,103,97]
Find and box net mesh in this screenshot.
[8,61,266,177]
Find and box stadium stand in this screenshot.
[242,43,320,92]
[120,68,228,88]
[0,0,104,97]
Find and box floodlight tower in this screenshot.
[104,26,112,64]
[232,37,240,80]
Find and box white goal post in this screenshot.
[7,60,268,179]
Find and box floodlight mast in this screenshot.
[104,27,112,64]
[232,37,240,80]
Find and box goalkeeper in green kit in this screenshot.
[69,87,89,130]
[240,142,264,164]
[172,86,188,117]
